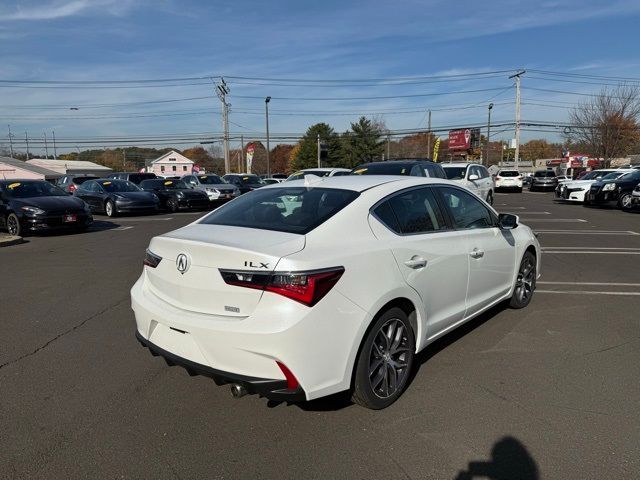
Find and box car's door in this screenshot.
[465,165,483,197]
[436,186,516,317]
[479,166,494,197]
[368,186,470,339]
[0,190,9,227]
[88,181,107,210]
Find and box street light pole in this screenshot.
[52,131,58,159]
[44,132,49,159]
[508,70,525,170]
[265,96,271,177]
[486,103,493,166]
[7,125,14,158]
[25,132,30,160]
[317,133,321,168]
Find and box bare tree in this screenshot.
[567,84,640,167]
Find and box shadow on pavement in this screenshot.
[455,436,539,479]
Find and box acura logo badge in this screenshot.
[176,253,190,274]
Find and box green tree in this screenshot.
[292,123,341,170]
[340,116,385,167]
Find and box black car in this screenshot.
[56,174,100,194]
[529,170,558,191]
[222,174,266,194]
[108,172,158,185]
[139,179,210,212]
[74,179,160,217]
[586,170,640,209]
[0,180,92,236]
[351,160,447,178]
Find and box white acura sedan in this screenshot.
[132,176,540,409]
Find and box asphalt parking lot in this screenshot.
[1,193,639,480]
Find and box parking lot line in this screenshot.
[535,230,640,235]
[538,281,640,287]
[537,290,640,296]
[516,211,551,215]
[524,219,587,222]
[113,226,134,231]
[114,217,174,222]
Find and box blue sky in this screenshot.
[1,0,640,153]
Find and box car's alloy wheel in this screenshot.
[167,198,179,212]
[618,193,632,210]
[352,307,415,409]
[105,200,116,217]
[510,251,536,308]
[6,213,21,236]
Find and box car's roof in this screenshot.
[298,167,349,172]
[442,162,477,167]
[264,174,458,192]
[0,179,48,184]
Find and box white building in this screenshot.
[27,158,112,176]
[148,151,194,177]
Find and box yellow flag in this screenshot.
[433,137,441,162]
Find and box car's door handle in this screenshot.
[469,248,485,259]
[404,256,427,269]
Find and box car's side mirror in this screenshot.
[468,174,479,181]
[499,213,519,230]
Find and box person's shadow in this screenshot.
[455,436,538,480]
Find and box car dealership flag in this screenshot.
[246,143,255,173]
[433,137,441,162]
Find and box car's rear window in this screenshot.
[74,176,99,184]
[200,187,359,234]
[128,173,156,183]
[534,171,556,178]
[498,171,519,177]
[352,164,413,175]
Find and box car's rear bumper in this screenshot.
[135,330,305,402]
[530,183,557,190]
[131,272,368,401]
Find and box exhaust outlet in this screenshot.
[230,384,248,398]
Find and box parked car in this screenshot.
[56,174,100,194]
[262,178,283,185]
[139,179,209,212]
[351,160,446,180]
[556,170,629,202]
[132,175,540,409]
[630,182,640,209]
[285,168,351,181]
[108,172,158,185]
[529,170,558,192]
[75,179,159,217]
[222,174,267,194]
[0,179,92,236]
[441,162,495,204]
[586,170,640,209]
[494,170,523,192]
[182,174,240,204]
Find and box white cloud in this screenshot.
[0,0,135,21]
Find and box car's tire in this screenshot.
[104,200,116,217]
[167,198,179,213]
[509,251,537,309]
[517,187,523,193]
[352,307,415,410]
[618,193,632,210]
[486,190,494,205]
[6,213,21,236]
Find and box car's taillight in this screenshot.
[143,249,162,268]
[276,361,299,390]
[68,184,77,192]
[496,176,502,180]
[219,267,344,306]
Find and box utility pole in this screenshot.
[240,135,245,172]
[509,70,525,170]
[216,78,231,174]
[25,132,30,160]
[317,133,321,168]
[52,131,58,159]
[44,132,49,159]
[486,103,493,167]
[265,96,271,177]
[7,125,14,158]
[427,110,432,159]
[387,134,391,160]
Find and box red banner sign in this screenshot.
[448,129,472,150]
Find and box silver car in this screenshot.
[181,174,240,204]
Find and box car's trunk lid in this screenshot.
[145,224,305,317]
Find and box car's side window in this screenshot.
[410,165,424,177]
[438,187,496,230]
[479,166,490,179]
[375,187,447,235]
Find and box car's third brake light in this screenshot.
[220,267,344,307]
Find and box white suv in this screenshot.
[442,163,495,204]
